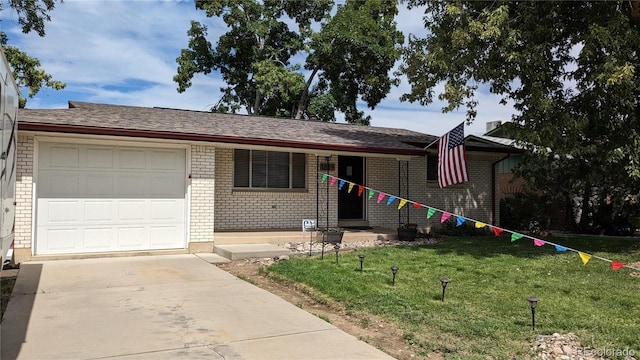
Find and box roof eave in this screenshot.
[19,122,427,157]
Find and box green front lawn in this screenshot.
[268,235,640,359]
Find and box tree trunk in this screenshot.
[578,183,593,232]
[294,67,319,119]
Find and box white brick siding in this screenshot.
[215,149,333,230]
[14,135,34,249]
[190,145,215,242]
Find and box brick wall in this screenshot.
[424,154,498,226]
[14,135,33,251]
[189,145,215,242]
[214,149,336,230]
[213,151,501,232]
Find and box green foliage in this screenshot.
[0,0,65,107]
[432,219,491,237]
[500,193,553,232]
[269,237,640,358]
[175,0,403,124]
[399,1,640,234]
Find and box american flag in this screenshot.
[438,122,468,188]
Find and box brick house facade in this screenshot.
[13,101,516,262]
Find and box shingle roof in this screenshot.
[19,101,438,156]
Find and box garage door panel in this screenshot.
[118,200,147,221]
[36,143,187,255]
[150,226,180,246]
[83,201,114,222]
[48,145,80,168]
[83,228,113,249]
[151,174,185,197]
[43,228,79,251]
[85,174,115,197]
[86,147,115,169]
[150,150,185,170]
[150,200,183,221]
[119,149,146,169]
[117,227,146,247]
[45,200,80,224]
[40,171,80,197]
[118,173,150,196]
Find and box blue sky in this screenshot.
[1,0,516,136]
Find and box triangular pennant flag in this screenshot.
[511,233,523,242]
[358,185,364,197]
[533,239,545,247]
[348,183,354,193]
[555,245,567,252]
[397,199,407,210]
[330,177,337,186]
[492,227,503,236]
[611,262,625,271]
[321,174,328,183]
[579,252,592,266]
[475,222,486,228]
[368,189,375,200]
[413,202,421,209]
[377,192,385,204]
[338,180,345,190]
[440,212,451,223]
[386,196,396,206]
[427,208,436,219]
[456,217,465,227]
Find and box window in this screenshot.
[427,153,438,181]
[234,149,306,189]
[498,155,522,174]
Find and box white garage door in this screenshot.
[36,142,187,255]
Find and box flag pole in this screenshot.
[423,137,440,150]
[424,122,465,150]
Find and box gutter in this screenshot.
[491,153,511,226]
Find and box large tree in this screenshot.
[174,0,403,124]
[400,1,640,234]
[1,0,66,107]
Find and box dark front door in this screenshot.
[338,156,364,220]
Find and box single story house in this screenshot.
[13,101,518,262]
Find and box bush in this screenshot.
[500,192,553,232]
[432,218,492,236]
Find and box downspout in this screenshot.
[492,154,511,225]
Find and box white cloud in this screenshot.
[2,0,517,136]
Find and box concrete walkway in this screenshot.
[1,255,393,359]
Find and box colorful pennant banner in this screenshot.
[322,173,639,272]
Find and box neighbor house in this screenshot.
[12,101,518,262]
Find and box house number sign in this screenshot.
[302,219,316,232]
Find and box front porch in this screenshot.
[213,227,399,246]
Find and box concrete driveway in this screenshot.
[1,255,393,359]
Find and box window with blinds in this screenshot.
[233,149,306,189]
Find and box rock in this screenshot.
[561,345,573,355]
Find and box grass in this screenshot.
[267,235,640,359]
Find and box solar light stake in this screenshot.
[334,244,340,264]
[390,265,399,286]
[358,254,365,272]
[440,277,450,302]
[527,296,539,330]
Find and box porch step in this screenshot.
[214,244,291,261]
[213,227,397,246]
